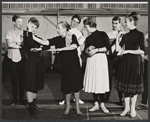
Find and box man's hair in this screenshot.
[12,15,21,22]
[28,17,40,28]
[112,16,121,23]
[71,14,81,24]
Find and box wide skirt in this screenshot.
[83,53,109,94]
[23,57,44,92]
[115,54,144,94]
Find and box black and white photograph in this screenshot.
[1,1,148,120]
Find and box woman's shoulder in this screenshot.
[132,29,144,38]
[96,30,107,35]
[86,34,91,41]
[137,30,144,37]
[129,29,143,36]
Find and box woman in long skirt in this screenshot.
[83,17,110,113]
[115,12,145,117]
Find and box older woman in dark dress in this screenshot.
[32,21,83,115]
[115,12,145,118]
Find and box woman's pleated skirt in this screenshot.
[83,53,109,94]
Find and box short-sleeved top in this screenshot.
[84,30,110,53]
[42,34,79,58]
[5,29,23,62]
[23,31,41,58]
[119,29,145,51]
[69,28,85,57]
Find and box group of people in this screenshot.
[5,12,148,119]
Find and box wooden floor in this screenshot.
[2,73,148,120]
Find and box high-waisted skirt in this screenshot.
[83,53,109,94]
[115,54,144,94]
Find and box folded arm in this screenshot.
[6,39,21,49]
[85,46,107,57]
[123,49,144,55]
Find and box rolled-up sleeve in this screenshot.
[6,31,12,40]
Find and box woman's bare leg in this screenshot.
[74,91,82,114]
[64,93,71,114]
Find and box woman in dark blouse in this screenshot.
[32,21,83,115]
[23,17,44,119]
[83,17,110,113]
[115,12,145,117]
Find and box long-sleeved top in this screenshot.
[119,29,145,51]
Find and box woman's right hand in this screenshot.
[27,22,32,32]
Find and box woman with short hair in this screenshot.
[31,21,83,115]
[83,17,110,113]
[23,17,44,119]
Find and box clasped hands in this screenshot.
[86,45,98,57]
